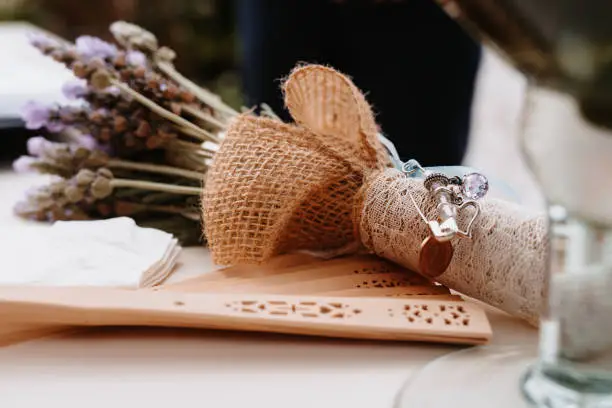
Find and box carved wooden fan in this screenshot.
[0,254,491,346]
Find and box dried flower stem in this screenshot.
[261,103,281,120]
[112,178,201,195]
[175,124,219,144]
[61,127,85,142]
[109,78,220,144]
[169,139,216,156]
[180,104,226,129]
[107,159,204,180]
[166,155,209,172]
[156,60,238,118]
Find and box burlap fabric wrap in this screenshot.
[202,64,546,325]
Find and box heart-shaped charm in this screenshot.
[428,218,458,242]
[456,200,480,238]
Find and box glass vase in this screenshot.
[519,81,612,407]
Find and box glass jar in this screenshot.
[520,80,612,407]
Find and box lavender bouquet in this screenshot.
[12,22,267,245]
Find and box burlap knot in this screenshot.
[202,64,391,264]
[202,64,547,324]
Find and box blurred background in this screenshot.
[0,0,543,209]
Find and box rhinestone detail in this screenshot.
[461,173,489,200]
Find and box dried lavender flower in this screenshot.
[61,79,89,100]
[20,101,68,132]
[110,21,158,53]
[89,69,113,91]
[105,86,121,96]
[15,22,231,245]
[16,138,110,178]
[75,133,99,150]
[26,136,53,156]
[21,101,50,129]
[90,169,113,198]
[12,156,37,173]
[14,178,92,221]
[126,50,147,66]
[28,32,224,139]
[27,32,60,49]
[75,36,118,61]
[75,168,95,185]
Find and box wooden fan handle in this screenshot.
[0,287,491,345]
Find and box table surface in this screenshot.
[0,169,537,408]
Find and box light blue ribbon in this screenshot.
[377,133,520,203]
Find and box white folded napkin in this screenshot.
[0,217,181,288]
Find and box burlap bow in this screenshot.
[202,64,546,325]
[202,65,391,264]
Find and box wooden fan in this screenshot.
[0,254,491,346]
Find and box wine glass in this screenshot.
[397,1,612,407]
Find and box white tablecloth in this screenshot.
[0,170,537,408]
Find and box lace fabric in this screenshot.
[358,169,546,325]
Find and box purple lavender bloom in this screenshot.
[27,32,58,48]
[24,185,43,197]
[21,101,51,130]
[126,50,147,66]
[94,107,110,117]
[75,36,118,60]
[45,121,66,133]
[26,136,53,156]
[75,134,98,150]
[61,79,88,100]
[12,156,37,173]
[103,86,121,96]
[13,200,37,219]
